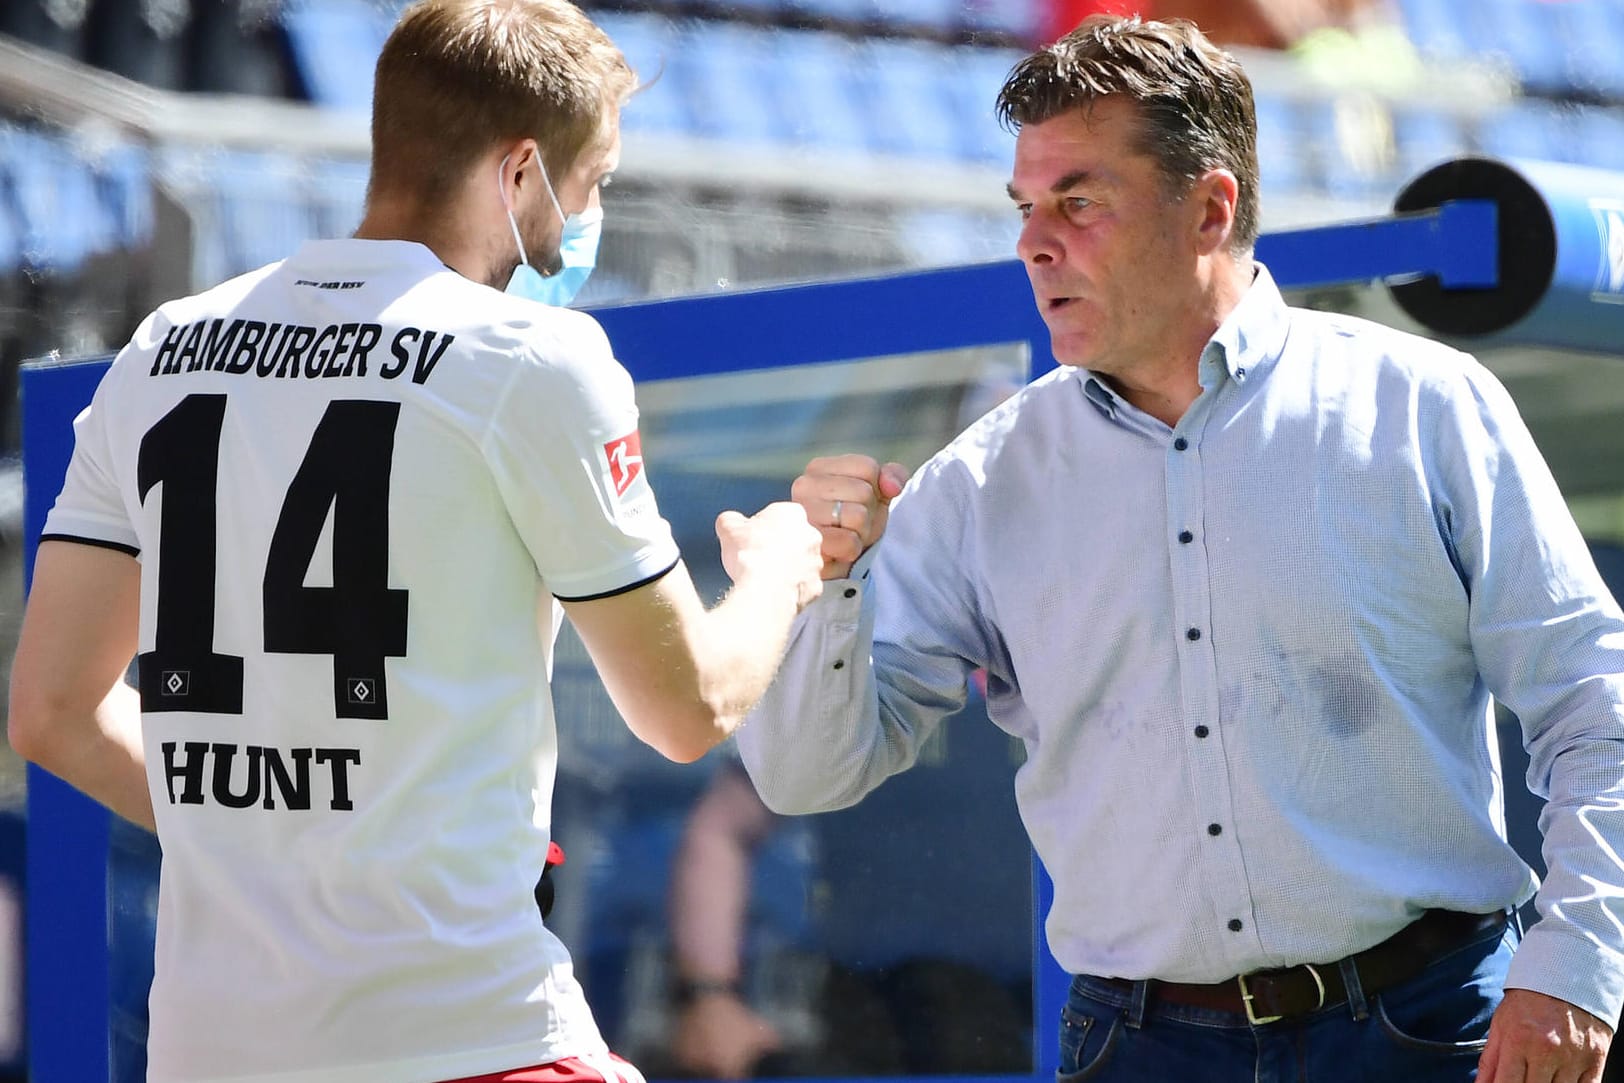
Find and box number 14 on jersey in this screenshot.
[137,393,410,721]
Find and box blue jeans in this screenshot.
[1058,917,1517,1083]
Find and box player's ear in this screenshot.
[507,139,542,191]
[495,140,543,213]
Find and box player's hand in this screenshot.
[716,502,824,612]
[1477,988,1611,1083]
[671,991,782,1079]
[789,454,910,579]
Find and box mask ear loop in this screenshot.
[534,153,569,227]
[498,153,532,268]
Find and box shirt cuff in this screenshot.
[1504,921,1624,1024]
[796,538,880,623]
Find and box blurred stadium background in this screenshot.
[4,0,1624,1079]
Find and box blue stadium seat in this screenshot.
[853,39,964,161]
[1469,0,1566,97]
[873,0,963,33]
[701,0,787,16]
[153,145,227,288]
[1299,96,1394,202]
[592,12,691,137]
[1569,107,1624,173]
[0,183,19,276]
[280,0,392,112]
[670,21,786,147]
[1,127,103,275]
[1393,0,1476,62]
[89,140,155,253]
[1390,106,1471,181]
[786,0,879,27]
[0,127,46,270]
[308,157,371,241]
[1477,101,1575,165]
[1549,0,1624,101]
[1252,94,1312,198]
[960,0,1040,42]
[774,29,871,153]
[953,47,1021,165]
[210,149,322,277]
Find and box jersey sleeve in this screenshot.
[40,356,140,557]
[482,311,679,600]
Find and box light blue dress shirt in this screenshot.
[737,264,1624,1023]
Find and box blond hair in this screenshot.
[370,0,635,203]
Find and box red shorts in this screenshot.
[445,1053,644,1083]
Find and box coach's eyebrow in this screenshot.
[1006,169,1097,201]
[1050,169,1095,193]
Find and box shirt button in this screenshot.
[1207,823,1222,836]
[1186,627,1202,642]
[1194,725,1210,738]
[1173,437,1189,451]
[843,587,857,599]
[1178,530,1194,544]
[832,660,845,670]
[1228,918,1244,932]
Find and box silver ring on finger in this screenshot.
[832,500,844,529]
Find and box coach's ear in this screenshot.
[1191,168,1239,256]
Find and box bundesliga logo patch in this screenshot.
[604,431,644,497]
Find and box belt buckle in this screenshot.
[1238,964,1325,1026]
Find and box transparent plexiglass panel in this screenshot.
[551,343,1036,1079]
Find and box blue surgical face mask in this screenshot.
[500,154,602,308]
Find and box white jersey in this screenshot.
[43,239,680,1082]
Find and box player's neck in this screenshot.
[354,194,501,288]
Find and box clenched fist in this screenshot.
[789,454,911,579]
[716,501,825,611]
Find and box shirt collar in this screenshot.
[1203,260,1289,388]
[1076,260,1290,418]
[283,238,452,273]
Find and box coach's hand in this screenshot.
[790,454,909,580]
[1478,988,1611,1083]
[716,501,825,612]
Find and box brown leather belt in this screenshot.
[1097,909,1509,1025]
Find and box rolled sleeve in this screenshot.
[737,574,887,814]
[1435,358,1624,1022]
[739,467,984,815]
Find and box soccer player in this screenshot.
[7,1,824,1079]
